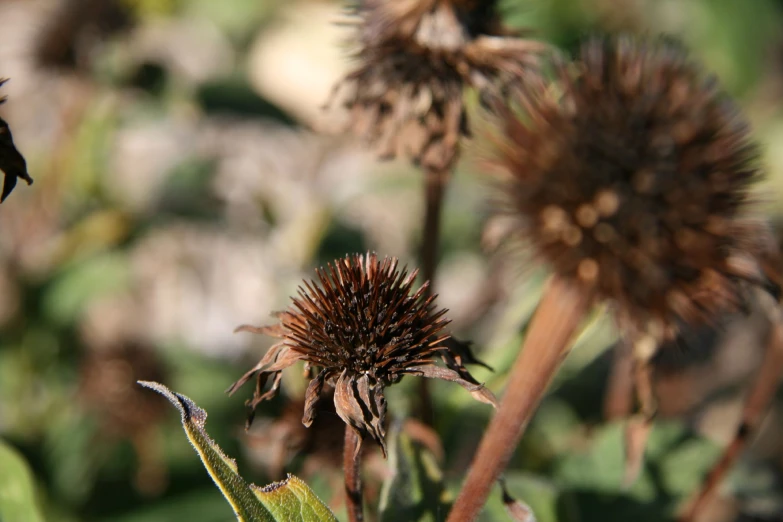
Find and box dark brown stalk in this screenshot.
[416,166,452,425]
[344,427,364,522]
[421,167,450,291]
[680,317,783,522]
[447,275,593,522]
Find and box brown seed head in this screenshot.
[494,36,775,337]
[228,252,496,454]
[34,0,133,72]
[79,340,169,439]
[331,0,547,171]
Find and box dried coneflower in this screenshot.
[33,0,133,73]
[331,3,546,420]
[79,340,170,495]
[0,80,32,203]
[332,0,545,172]
[449,36,782,522]
[228,252,495,522]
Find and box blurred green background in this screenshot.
[1,0,783,521]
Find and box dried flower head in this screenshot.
[494,36,778,339]
[0,80,32,203]
[79,340,170,494]
[330,0,546,172]
[228,252,496,455]
[79,340,169,440]
[34,0,133,72]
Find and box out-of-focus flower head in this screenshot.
[331,0,547,172]
[492,36,780,339]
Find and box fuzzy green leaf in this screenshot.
[138,381,337,522]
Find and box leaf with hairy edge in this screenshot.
[138,381,337,522]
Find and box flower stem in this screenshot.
[417,166,452,425]
[421,167,450,294]
[680,317,783,522]
[343,427,364,522]
[447,275,592,522]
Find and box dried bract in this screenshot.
[331,0,546,172]
[494,36,777,338]
[228,252,496,455]
[0,80,32,203]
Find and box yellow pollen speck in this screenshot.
[575,204,599,228]
[562,226,583,246]
[578,258,599,282]
[541,205,568,231]
[595,189,620,217]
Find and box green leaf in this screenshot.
[0,439,45,522]
[378,423,449,522]
[138,381,337,522]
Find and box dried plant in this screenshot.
[79,340,170,494]
[330,2,547,424]
[0,79,32,203]
[449,36,780,522]
[33,0,133,73]
[331,0,545,172]
[228,252,495,521]
[229,252,495,451]
[497,36,769,338]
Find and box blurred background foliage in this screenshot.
[1,0,783,521]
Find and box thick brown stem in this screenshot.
[447,276,593,522]
[344,428,364,522]
[680,318,783,522]
[417,167,451,425]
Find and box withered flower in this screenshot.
[495,36,776,338]
[33,0,133,72]
[228,252,496,455]
[79,340,170,494]
[0,80,32,203]
[331,0,546,172]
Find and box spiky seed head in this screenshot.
[494,36,775,338]
[331,0,546,172]
[228,253,496,454]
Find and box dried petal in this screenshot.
[404,364,498,408]
[302,370,326,427]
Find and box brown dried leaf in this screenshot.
[405,364,498,408]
